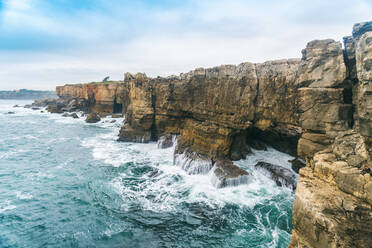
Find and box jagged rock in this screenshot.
[56,82,123,113]
[47,104,63,113]
[210,159,249,188]
[85,112,101,123]
[289,158,306,173]
[118,124,152,143]
[254,161,297,190]
[157,135,174,149]
[298,39,347,88]
[352,21,372,39]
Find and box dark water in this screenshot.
[0,100,294,248]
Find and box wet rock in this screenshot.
[47,104,63,113]
[254,161,297,190]
[289,158,306,173]
[157,135,174,149]
[246,139,267,151]
[13,105,20,108]
[85,112,101,123]
[62,113,69,117]
[118,124,152,143]
[6,111,15,114]
[31,107,40,110]
[111,114,122,118]
[210,159,249,188]
[70,113,79,119]
[174,151,213,175]
[110,120,116,123]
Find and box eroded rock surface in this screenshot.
[255,161,297,190]
[210,159,249,188]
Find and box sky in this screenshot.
[0,0,371,90]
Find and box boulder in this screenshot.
[85,112,101,123]
[210,159,249,188]
[254,161,297,190]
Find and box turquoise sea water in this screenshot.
[0,100,295,248]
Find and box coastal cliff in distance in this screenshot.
[0,89,56,99]
[50,21,372,247]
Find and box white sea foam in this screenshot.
[173,152,213,175]
[15,191,33,200]
[0,200,16,213]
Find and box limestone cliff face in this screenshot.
[54,21,372,248]
[56,82,124,113]
[120,60,301,159]
[289,22,372,248]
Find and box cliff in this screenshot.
[56,82,124,113]
[53,21,372,247]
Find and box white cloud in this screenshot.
[0,0,371,90]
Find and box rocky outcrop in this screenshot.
[289,22,372,248]
[210,159,249,188]
[85,112,101,123]
[254,161,297,190]
[56,82,124,114]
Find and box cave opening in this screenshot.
[229,126,302,161]
[113,99,123,113]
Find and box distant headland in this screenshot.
[0,89,56,100]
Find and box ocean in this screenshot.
[0,100,295,248]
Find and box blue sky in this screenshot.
[0,0,371,90]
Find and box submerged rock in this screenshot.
[85,112,101,123]
[210,159,249,188]
[31,107,40,110]
[6,111,15,114]
[255,161,297,190]
[13,105,20,108]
